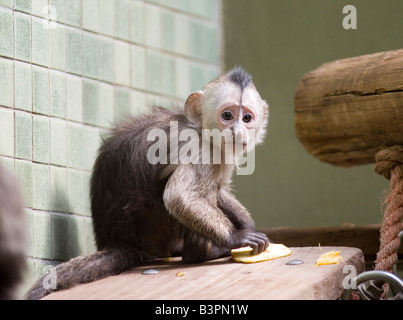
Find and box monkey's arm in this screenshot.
[217,188,256,230]
[163,165,268,254]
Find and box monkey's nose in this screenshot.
[232,126,244,141]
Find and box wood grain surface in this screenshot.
[294,49,403,166]
[44,246,364,300]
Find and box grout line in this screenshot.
[4,0,223,268]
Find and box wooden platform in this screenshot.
[43,246,364,300]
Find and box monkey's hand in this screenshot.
[230,230,270,255]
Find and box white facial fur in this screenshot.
[200,79,268,153]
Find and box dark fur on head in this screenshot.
[227,66,253,90]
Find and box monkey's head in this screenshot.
[184,67,269,156]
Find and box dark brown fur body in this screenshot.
[92,108,184,256]
[92,106,259,261]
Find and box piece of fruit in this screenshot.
[316,250,344,266]
[176,272,186,277]
[231,243,292,263]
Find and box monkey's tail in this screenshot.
[25,246,140,300]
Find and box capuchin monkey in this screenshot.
[0,164,26,300]
[26,66,270,300]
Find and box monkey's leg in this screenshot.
[181,230,230,264]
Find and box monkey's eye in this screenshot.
[242,114,253,123]
[221,111,233,121]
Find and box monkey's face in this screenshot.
[184,68,269,160]
[203,81,268,155]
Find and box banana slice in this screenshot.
[316,250,344,266]
[231,243,292,263]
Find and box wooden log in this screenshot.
[294,49,403,166]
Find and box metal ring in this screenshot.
[342,270,403,300]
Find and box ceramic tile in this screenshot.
[25,208,34,257]
[32,65,49,115]
[161,54,175,96]
[97,0,114,36]
[99,36,114,83]
[85,218,96,253]
[69,214,85,257]
[32,163,50,210]
[115,0,129,40]
[161,11,175,52]
[146,50,162,93]
[50,70,66,118]
[49,0,65,23]
[82,125,100,171]
[68,169,83,215]
[83,79,99,126]
[0,58,14,108]
[145,4,161,49]
[0,107,14,157]
[174,14,190,56]
[130,1,144,44]
[66,28,82,75]
[31,0,48,18]
[50,165,68,213]
[14,12,31,62]
[130,90,148,115]
[65,0,81,27]
[83,32,98,79]
[51,214,70,260]
[66,74,83,122]
[32,211,52,259]
[131,45,146,90]
[0,7,13,58]
[0,0,13,9]
[67,122,84,170]
[15,159,32,207]
[50,118,67,166]
[32,17,49,67]
[15,61,32,112]
[114,87,131,120]
[0,156,14,172]
[82,171,91,215]
[175,57,190,99]
[114,41,130,86]
[14,0,31,13]
[33,114,50,163]
[82,0,98,32]
[98,82,114,128]
[49,24,66,71]
[15,111,32,160]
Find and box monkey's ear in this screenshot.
[262,101,269,121]
[184,91,203,125]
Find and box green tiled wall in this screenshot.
[0,0,222,292]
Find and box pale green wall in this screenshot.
[224,0,403,228]
[0,0,222,292]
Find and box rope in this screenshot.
[373,145,403,297]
